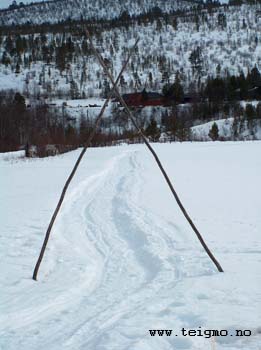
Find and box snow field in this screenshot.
[0,142,261,349]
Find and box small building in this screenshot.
[118,90,166,107]
[115,90,193,107]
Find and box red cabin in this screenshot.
[119,90,166,107]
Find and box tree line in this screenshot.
[0,91,128,153]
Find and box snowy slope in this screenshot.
[191,118,261,141]
[0,0,197,25]
[1,142,261,350]
[191,118,235,141]
[0,4,260,100]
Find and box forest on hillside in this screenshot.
[0,1,261,152]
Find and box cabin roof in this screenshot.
[122,91,163,100]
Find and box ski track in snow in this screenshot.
[1,145,261,350]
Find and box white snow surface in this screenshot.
[48,98,113,121]
[1,142,261,350]
[191,118,235,141]
[191,118,261,141]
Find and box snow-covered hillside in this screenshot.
[191,117,261,140]
[0,0,198,26]
[0,4,260,101]
[1,142,261,350]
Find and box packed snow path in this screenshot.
[1,143,261,350]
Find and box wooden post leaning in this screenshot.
[32,38,140,281]
[87,31,224,273]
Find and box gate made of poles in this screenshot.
[32,31,223,281]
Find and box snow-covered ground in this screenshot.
[191,118,235,141]
[47,98,113,121]
[191,118,261,141]
[1,142,261,350]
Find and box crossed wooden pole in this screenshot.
[32,32,223,281]
[86,31,223,273]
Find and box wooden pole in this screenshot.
[32,39,139,281]
[87,31,224,273]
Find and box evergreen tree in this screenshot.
[217,13,227,29]
[162,72,184,103]
[102,78,110,98]
[232,117,239,140]
[5,36,13,53]
[209,122,219,141]
[248,66,261,87]
[14,92,26,112]
[70,80,80,100]
[245,104,256,120]
[145,117,160,141]
[256,103,261,119]
[15,62,20,74]
[189,46,203,76]
[2,51,11,66]
[141,88,148,101]
[15,35,24,54]
[56,45,66,72]
[172,73,184,103]
[148,72,153,88]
